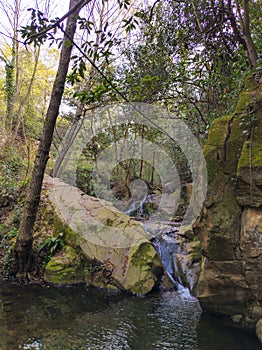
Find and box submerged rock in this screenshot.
[194,67,262,336]
[41,175,163,294]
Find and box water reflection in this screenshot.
[197,313,262,350]
[0,283,260,350]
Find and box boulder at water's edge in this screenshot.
[41,175,163,294]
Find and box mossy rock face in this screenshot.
[206,115,233,148]
[236,117,262,206]
[44,245,85,285]
[196,195,241,261]
[123,242,163,294]
[235,91,256,115]
[199,114,243,261]
[234,70,261,115]
[204,114,247,181]
[195,68,262,332]
[202,113,247,209]
[80,239,163,294]
[196,258,252,315]
[42,175,163,295]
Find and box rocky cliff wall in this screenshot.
[194,66,262,340]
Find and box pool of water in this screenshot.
[0,283,261,350]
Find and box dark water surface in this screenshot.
[0,283,261,350]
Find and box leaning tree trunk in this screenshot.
[14,0,90,277]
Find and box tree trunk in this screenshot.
[14,0,90,277]
[53,2,107,177]
[242,0,258,67]
[12,46,41,143]
[234,0,258,67]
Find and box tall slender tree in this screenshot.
[14,0,91,276]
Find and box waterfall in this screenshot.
[151,235,180,288]
[125,194,148,216]
[151,232,192,296]
[125,195,194,294]
[147,226,188,290]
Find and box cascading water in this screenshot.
[151,234,180,287]
[125,195,192,294]
[142,220,192,296]
[125,194,149,216]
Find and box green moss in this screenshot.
[234,92,255,115]
[251,142,262,167]
[233,70,260,115]
[238,139,262,170]
[212,191,240,230]
[122,242,163,294]
[206,115,233,147]
[241,70,259,92]
[44,245,85,285]
[188,241,202,263]
[223,115,248,174]
[126,271,156,295]
[130,242,162,273]
[203,145,231,206]
[237,142,251,170]
[131,242,154,260]
[203,113,248,188]
[53,213,83,247]
[204,146,223,180]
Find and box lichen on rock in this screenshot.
[41,175,163,294]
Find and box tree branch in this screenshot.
[25,0,92,44]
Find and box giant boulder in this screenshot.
[41,175,163,294]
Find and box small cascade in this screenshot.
[137,194,148,216]
[141,220,190,292]
[152,235,180,288]
[150,231,190,293]
[125,195,199,295]
[125,194,149,216]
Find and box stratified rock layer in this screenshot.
[194,67,262,336]
[42,175,163,294]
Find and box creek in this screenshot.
[0,283,261,350]
[0,197,261,349]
